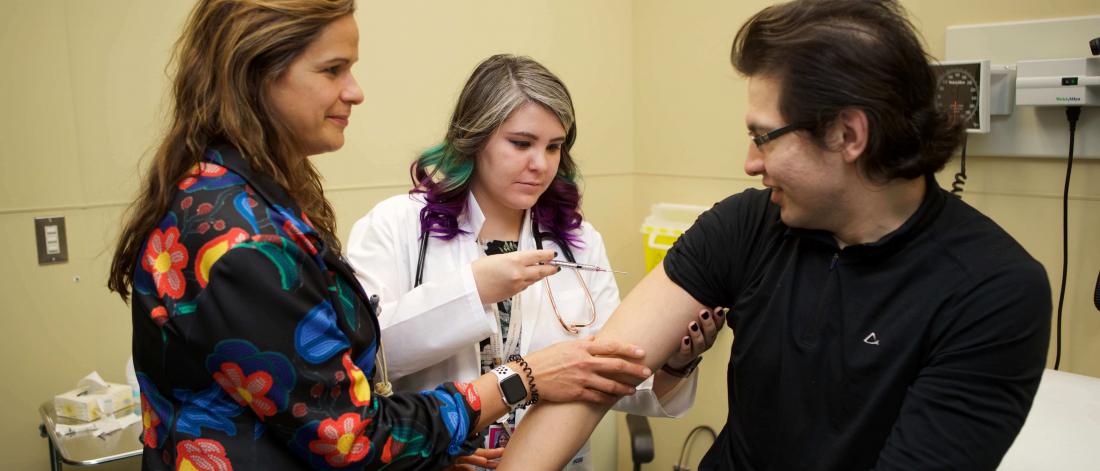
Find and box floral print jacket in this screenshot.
[131,143,481,470]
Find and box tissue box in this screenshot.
[54,383,134,422]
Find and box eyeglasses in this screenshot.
[750,123,801,150]
[543,267,596,334]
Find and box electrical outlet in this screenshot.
[35,216,68,265]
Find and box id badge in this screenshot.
[485,424,511,449]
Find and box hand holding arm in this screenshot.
[651,306,727,398]
[467,336,649,430]
[499,263,706,470]
[447,447,505,470]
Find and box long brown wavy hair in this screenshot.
[109,0,355,301]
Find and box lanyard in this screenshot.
[487,295,521,366]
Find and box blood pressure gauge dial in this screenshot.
[936,68,979,127]
[931,60,991,133]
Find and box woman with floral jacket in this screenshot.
[107,1,649,469]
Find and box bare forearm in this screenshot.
[500,263,704,469]
[471,374,509,432]
[651,369,688,399]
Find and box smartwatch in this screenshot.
[492,364,528,410]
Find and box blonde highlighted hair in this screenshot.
[411,54,585,247]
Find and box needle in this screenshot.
[546,259,626,274]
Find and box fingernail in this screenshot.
[690,323,699,332]
[683,337,690,345]
[701,311,710,320]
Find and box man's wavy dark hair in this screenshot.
[731,0,964,182]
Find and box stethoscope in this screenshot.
[414,215,576,287]
[414,213,595,338]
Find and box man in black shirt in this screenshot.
[501,1,1050,469]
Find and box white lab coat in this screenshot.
[347,192,697,469]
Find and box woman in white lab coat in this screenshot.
[347,54,723,469]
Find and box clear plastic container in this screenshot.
[125,356,140,415]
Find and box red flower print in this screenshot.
[140,227,188,299]
[251,234,282,245]
[381,436,396,464]
[194,228,249,288]
[178,162,228,191]
[150,306,168,327]
[342,353,371,407]
[292,402,308,418]
[282,219,318,256]
[175,438,233,471]
[454,382,481,412]
[212,362,277,420]
[141,394,161,448]
[308,413,371,468]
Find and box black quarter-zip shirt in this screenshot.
[664,177,1050,470]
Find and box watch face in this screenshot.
[500,374,527,405]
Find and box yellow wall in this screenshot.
[2,0,1098,470]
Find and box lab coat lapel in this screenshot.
[517,210,542,354]
[461,193,501,337]
[462,192,487,238]
[460,192,487,271]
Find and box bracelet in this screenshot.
[661,356,702,378]
[507,354,539,407]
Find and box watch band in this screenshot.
[661,356,702,378]
[492,364,527,410]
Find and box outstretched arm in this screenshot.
[499,262,706,469]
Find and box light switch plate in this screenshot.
[35,216,68,265]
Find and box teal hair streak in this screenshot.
[416,143,473,193]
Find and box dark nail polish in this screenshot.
[701,311,710,320]
[690,323,699,332]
